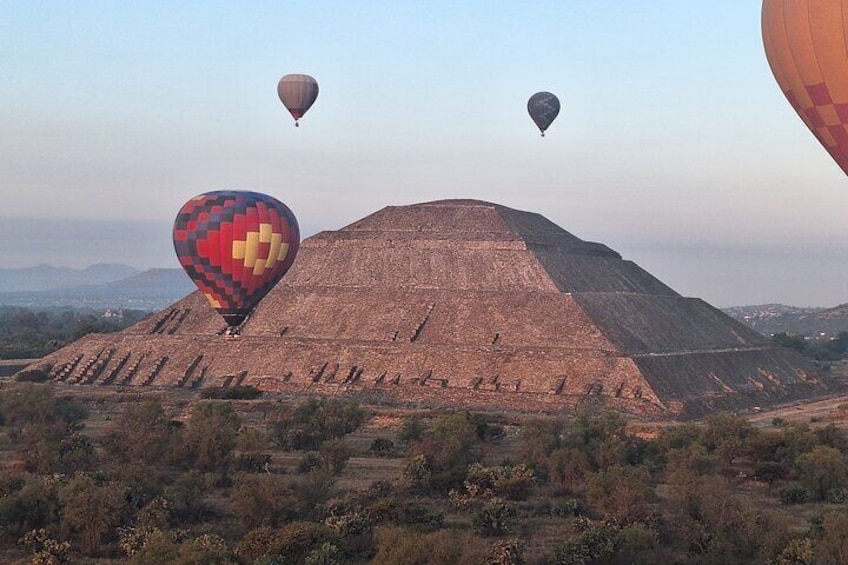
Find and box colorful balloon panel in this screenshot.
[277,74,319,125]
[527,92,560,136]
[173,191,300,327]
[762,0,848,175]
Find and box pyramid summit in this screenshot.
[30,199,835,419]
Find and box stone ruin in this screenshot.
[25,199,837,419]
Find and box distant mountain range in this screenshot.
[0,264,194,311]
[2,264,848,337]
[722,303,848,338]
[0,263,140,292]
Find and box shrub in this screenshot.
[59,473,128,555]
[174,403,241,474]
[319,440,352,475]
[396,503,444,531]
[772,537,814,565]
[200,385,262,400]
[753,461,787,483]
[397,415,425,443]
[371,527,485,565]
[551,525,615,565]
[472,497,517,537]
[403,454,432,490]
[370,437,395,456]
[549,499,581,518]
[364,498,444,531]
[463,463,535,501]
[235,453,271,473]
[699,412,759,463]
[488,538,525,565]
[796,446,848,500]
[268,398,365,451]
[229,473,296,528]
[405,411,482,492]
[299,452,323,474]
[825,487,848,504]
[587,465,654,523]
[19,528,71,565]
[815,512,848,565]
[779,484,811,505]
[516,419,565,476]
[0,477,60,535]
[324,510,373,537]
[236,522,331,563]
[613,523,660,565]
[305,542,342,565]
[14,369,48,383]
[174,533,234,565]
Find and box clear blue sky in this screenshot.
[2,0,848,307]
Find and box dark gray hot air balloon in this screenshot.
[277,74,319,127]
[527,92,560,137]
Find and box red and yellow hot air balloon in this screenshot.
[277,74,319,127]
[762,0,848,175]
[173,191,300,327]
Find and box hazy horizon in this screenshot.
[2,209,847,309]
[4,2,848,309]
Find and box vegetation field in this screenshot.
[1,380,848,564]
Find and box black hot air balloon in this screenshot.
[277,74,319,127]
[173,191,300,328]
[527,92,560,137]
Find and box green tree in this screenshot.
[267,398,365,451]
[814,512,848,565]
[318,439,353,475]
[699,412,759,464]
[472,498,517,537]
[0,385,88,473]
[587,464,654,523]
[771,333,808,355]
[236,522,331,564]
[0,477,60,536]
[102,400,175,467]
[59,473,127,555]
[463,463,535,501]
[551,525,615,565]
[176,402,240,474]
[796,446,848,500]
[229,473,296,529]
[406,411,482,491]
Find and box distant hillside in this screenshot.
[0,263,139,292]
[722,303,848,338]
[52,268,194,299]
[0,267,193,311]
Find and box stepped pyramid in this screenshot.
[29,200,834,419]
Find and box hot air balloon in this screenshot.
[173,191,300,328]
[762,0,848,175]
[277,74,319,127]
[527,92,560,137]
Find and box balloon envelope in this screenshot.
[173,191,300,327]
[762,0,848,175]
[277,74,319,125]
[527,92,560,136]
